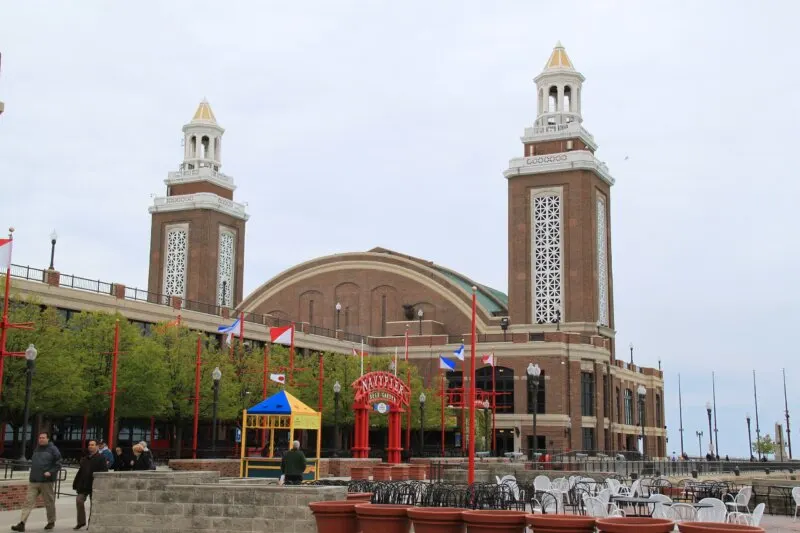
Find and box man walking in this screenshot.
[72,440,108,530]
[12,433,61,531]
[280,440,307,485]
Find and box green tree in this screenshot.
[753,434,776,456]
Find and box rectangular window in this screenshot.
[309,300,314,325]
[603,375,609,417]
[380,295,387,336]
[527,371,546,414]
[624,389,634,425]
[616,387,621,423]
[656,393,662,428]
[582,428,595,451]
[581,372,595,416]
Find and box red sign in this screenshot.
[353,371,409,407]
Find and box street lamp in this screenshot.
[48,231,57,270]
[500,317,509,342]
[335,302,341,330]
[638,385,646,458]
[527,363,541,459]
[482,399,490,452]
[629,343,634,365]
[211,367,222,456]
[746,413,753,460]
[565,417,572,452]
[417,308,424,335]
[18,344,37,462]
[419,392,426,456]
[333,381,341,455]
[696,430,703,457]
[706,401,714,457]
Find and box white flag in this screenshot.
[270,373,286,384]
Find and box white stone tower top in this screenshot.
[534,42,586,128]
[181,99,226,171]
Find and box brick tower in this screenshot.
[147,100,248,309]
[505,42,615,331]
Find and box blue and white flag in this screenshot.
[439,355,456,371]
[453,344,465,361]
[218,317,241,334]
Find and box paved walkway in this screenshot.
[0,496,78,533]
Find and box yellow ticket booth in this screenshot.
[239,390,321,480]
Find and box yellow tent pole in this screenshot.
[269,416,275,458]
[240,409,248,477]
[315,412,322,480]
[289,414,295,455]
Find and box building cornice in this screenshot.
[166,167,236,191]
[521,122,598,151]
[148,192,249,221]
[504,149,614,186]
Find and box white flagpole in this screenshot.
[360,338,364,376]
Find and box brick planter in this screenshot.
[408,464,426,480]
[373,465,392,481]
[391,465,409,481]
[350,466,373,480]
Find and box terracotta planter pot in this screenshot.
[373,466,392,481]
[407,507,465,533]
[461,510,527,533]
[350,466,372,480]
[526,513,596,533]
[355,504,412,533]
[678,523,765,533]
[308,500,359,533]
[347,492,373,502]
[596,517,675,533]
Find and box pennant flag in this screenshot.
[218,317,241,335]
[352,347,369,358]
[270,325,293,345]
[0,238,11,271]
[481,353,495,366]
[453,344,465,361]
[439,356,456,371]
[225,332,234,346]
[269,373,286,384]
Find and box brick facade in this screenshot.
[168,458,241,478]
[0,481,43,512]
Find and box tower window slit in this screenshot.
[563,86,571,113]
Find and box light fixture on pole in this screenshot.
[500,317,509,342]
[419,392,426,456]
[745,412,753,460]
[211,367,222,456]
[629,343,634,365]
[705,401,714,456]
[696,430,703,458]
[333,381,341,455]
[18,344,37,463]
[638,385,647,458]
[417,308,423,335]
[482,399,490,452]
[335,302,341,330]
[527,363,541,459]
[48,231,57,270]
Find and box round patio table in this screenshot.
[612,496,656,517]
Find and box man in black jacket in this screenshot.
[12,433,61,532]
[72,440,107,530]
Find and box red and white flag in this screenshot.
[269,325,293,345]
[0,238,11,271]
[352,347,369,358]
[481,353,495,367]
[269,373,286,384]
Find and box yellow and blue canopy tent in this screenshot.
[239,390,322,479]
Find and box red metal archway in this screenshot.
[351,371,410,463]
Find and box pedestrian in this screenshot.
[280,440,306,485]
[137,441,156,470]
[11,432,62,532]
[72,440,108,530]
[112,446,129,471]
[130,444,153,471]
[96,440,114,469]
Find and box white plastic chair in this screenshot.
[605,478,624,495]
[534,475,552,492]
[584,495,624,518]
[667,502,698,523]
[596,488,611,506]
[649,494,672,519]
[696,497,727,523]
[551,477,569,493]
[728,503,765,526]
[792,486,800,520]
[724,486,752,514]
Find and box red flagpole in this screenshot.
[405,328,411,453]
[492,351,496,454]
[192,333,202,458]
[262,344,269,447]
[467,287,477,484]
[107,320,120,449]
[289,322,296,385]
[317,353,324,413]
[440,368,445,457]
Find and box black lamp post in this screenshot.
[335,302,341,330]
[705,401,714,457]
[211,366,221,456]
[696,430,703,457]
[500,318,509,342]
[48,231,57,270]
[419,392,426,456]
[629,343,634,365]
[638,385,646,458]
[417,308,423,335]
[482,399,490,452]
[746,413,753,460]
[333,381,341,455]
[527,363,541,459]
[18,344,37,462]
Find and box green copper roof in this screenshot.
[433,267,508,315]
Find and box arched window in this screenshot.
[548,86,558,113]
[201,136,210,159]
[563,86,572,112]
[526,370,545,414]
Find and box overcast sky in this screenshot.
[1,1,798,458]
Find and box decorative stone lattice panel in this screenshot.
[532,190,563,324]
[163,226,187,300]
[597,196,609,326]
[217,228,235,306]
